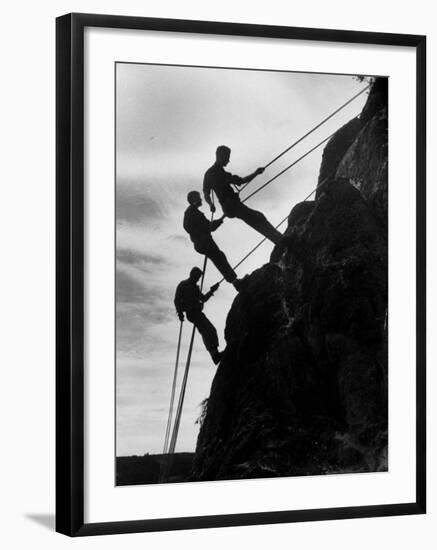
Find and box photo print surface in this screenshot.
[115,62,388,486]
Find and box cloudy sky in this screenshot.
[115,62,367,457]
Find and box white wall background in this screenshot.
[0,0,434,547]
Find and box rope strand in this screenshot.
[237,83,370,193]
[159,321,184,482]
[168,324,197,455]
[240,131,336,204]
[216,172,334,284]
[162,321,183,455]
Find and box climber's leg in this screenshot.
[206,240,237,282]
[224,200,282,244]
[194,238,237,283]
[191,312,220,362]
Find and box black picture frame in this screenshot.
[56,12,426,537]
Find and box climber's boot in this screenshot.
[232,275,249,292]
[211,349,223,365]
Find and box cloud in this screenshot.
[116,178,170,224]
[117,248,168,270]
[167,234,187,243]
[117,268,151,303]
[116,268,174,351]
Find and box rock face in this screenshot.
[192,79,388,481]
[317,116,362,187]
[335,79,388,224]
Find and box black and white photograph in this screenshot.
[115,64,389,486]
[0,0,432,546]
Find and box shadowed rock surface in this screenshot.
[317,116,362,188]
[335,80,388,224]
[191,78,388,482]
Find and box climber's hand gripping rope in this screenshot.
[210,282,220,294]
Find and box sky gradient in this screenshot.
[115,62,367,456]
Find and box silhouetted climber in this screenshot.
[174,267,222,364]
[203,145,282,244]
[184,190,243,290]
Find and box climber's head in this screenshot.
[216,145,231,167]
[189,266,203,283]
[187,190,202,207]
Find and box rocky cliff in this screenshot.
[192,78,388,481]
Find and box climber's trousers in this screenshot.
[222,200,282,244]
[194,238,237,282]
[186,311,219,357]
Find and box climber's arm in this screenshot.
[201,283,220,303]
[239,166,265,184]
[174,284,184,321]
[210,218,224,232]
[203,173,215,213]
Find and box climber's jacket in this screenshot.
[174,278,215,318]
[203,163,244,207]
[183,204,223,244]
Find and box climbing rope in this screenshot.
[216,171,334,285]
[237,83,370,193]
[240,130,336,204]
[213,93,370,271]
[162,321,184,455]
[159,321,185,482]
[167,326,196,455]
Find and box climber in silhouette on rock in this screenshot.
[174,267,222,365]
[184,190,243,291]
[203,145,282,244]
